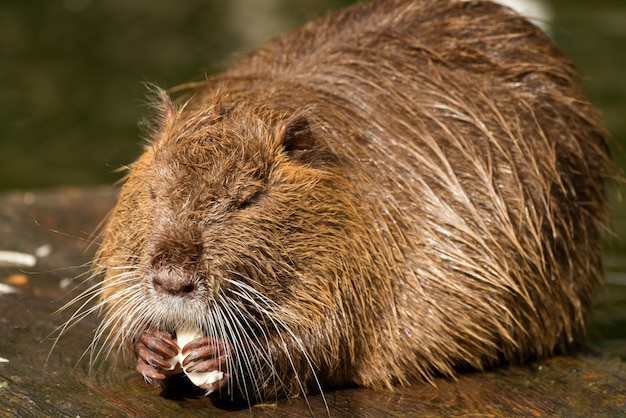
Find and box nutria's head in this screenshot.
[93,88,388,400]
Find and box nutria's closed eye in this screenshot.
[235,187,264,210]
[85,0,615,407]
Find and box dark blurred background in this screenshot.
[1,0,624,191]
[0,0,354,190]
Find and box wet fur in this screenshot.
[88,0,614,405]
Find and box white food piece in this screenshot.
[165,353,178,371]
[166,327,224,387]
[185,368,225,388]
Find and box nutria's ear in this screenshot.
[279,116,316,164]
[153,87,177,132]
[141,84,176,141]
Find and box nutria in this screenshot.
[88,0,615,404]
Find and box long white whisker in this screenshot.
[217,300,262,403]
[223,277,327,413]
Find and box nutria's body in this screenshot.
[94,0,614,404]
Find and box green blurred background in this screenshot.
[1,0,624,191]
[1,0,353,190]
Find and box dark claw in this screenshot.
[138,329,179,359]
[134,329,182,384]
[136,357,166,381]
[184,356,227,374]
[181,337,222,356]
[181,338,224,365]
[137,341,176,369]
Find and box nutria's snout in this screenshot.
[89,0,616,406]
[148,227,208,298]
[151,268,198,298]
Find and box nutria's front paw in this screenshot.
[135,329,181,384]
[181,337,231,393]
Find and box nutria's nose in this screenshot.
[152,268,197,297]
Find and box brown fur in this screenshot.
[93,0,615,404]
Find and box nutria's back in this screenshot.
[94,0,615,403]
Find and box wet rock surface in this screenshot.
[1,188,625,417]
